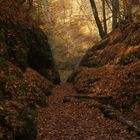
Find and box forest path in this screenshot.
[36,83,137,140]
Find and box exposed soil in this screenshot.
[36,83,139,140]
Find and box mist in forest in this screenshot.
[29,0,112,81]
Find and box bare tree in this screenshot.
[111,0,120,28]
[90,0,106,39]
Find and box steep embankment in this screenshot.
[68,20,140,131]
[0,0,60,139]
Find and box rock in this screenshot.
[0,57,54,139]
[0,20,60,84]
[0,1,59,139]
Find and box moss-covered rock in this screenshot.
[0,58,53,139]
[0,100,37,140]
[0,7,59,139]
[0,20,60,84]
[0,1,58,139]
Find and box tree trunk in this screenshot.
[126,1,132,19]
[132,0,140,4]
[102,0,107,34]
[90,0,106,39]
[112,0,120,29]
[124,0,140,20]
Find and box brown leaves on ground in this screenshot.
[36,83,139,140]
[74,61,140,106]
[0,58,54,139]
[68,21,140,135]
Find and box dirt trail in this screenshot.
[36,83,139,140]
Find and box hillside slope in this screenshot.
[0,0,60,139]
[68,20,140,130]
